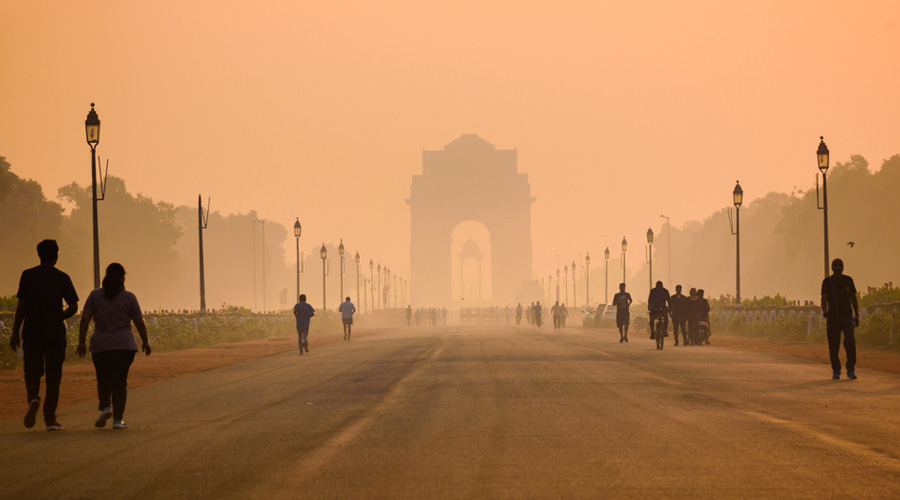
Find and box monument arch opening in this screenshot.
[407,134,534,306]
[451,220,492,303]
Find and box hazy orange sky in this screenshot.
[3,1,899,284]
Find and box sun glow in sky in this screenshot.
[2,0,898,281]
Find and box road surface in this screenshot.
[2,324,899,499]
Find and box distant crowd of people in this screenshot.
[404,306,447,327]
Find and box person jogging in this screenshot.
[293,294,315,355]
[339,296,356,341]
[77,263,151,429]
[9,240,78,431]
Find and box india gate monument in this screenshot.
[407,134,534,306]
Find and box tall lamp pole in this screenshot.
[621,237,628,285]
[571,260,577,307]
[585,253,591,306]
[646,228,654,291]
[261,220,267,313]
[729,182,743,304]
[84,104,102,288]
[355,251,360,306]
[556,268,561,302]
[320,243,328,310]
[369,259,374,312]
[293,218,302,302]
[377,264,382,309]
[564,265,569,305]
[198,195,210,313]
[338,240,345,302]
[817,137,831,279]
[660,215,671,289]
[603,248,609,303]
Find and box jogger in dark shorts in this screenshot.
[339,297,356,341]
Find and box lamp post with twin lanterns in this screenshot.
[621,237,628,285]
[564,265,569,305]
[294,219,301,302]
[84,104,102,288]
[646,228,654,292]
[320,244,328,310]
[729,181,743,304]
[817,137,830,279]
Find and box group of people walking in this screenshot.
[9,240,150,431]
[405,306,447,327]
[612,281,711,345]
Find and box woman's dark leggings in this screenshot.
[92,350,136,420]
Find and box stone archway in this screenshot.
[407,134,534,306]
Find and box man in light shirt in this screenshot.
[339,297,357,341]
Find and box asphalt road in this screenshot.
[3,324,900,499]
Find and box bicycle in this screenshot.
[650,308,668,350]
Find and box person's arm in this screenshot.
[9,299,26,352]
[820,294,828,318]
[76,310,93,358]
[851,295,860,326]
[134,317,151,356]
[61,300,78,320]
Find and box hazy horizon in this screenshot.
[2,1,899,308]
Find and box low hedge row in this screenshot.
[0,310,343,370]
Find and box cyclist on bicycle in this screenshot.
[647,281,671,340]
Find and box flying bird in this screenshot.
[847,241,855,248]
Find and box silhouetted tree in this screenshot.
[57,176,181,305]
[0,156,64,291]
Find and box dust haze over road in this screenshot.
[3,324,899,499]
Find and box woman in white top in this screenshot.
[77,263,151,429]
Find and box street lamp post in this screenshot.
[556,268,561,302]
[564,265,569,305]
[603,248,609,303]
[320,243,328,310]
[646,228,654,291]
[571,260,577,307]
[261,220,267,313]
[198,196,210,313]
[729,182,743,304]
[621,237,628,285]
[549,274,553,304]
[377,264,382,309]
[369,259,374,312]
[817,137,831,279]
[660,215,671,289]
[84,104,102,288]
[251,219,257,311]
[338,240,345,302]
[355,251,360,307]
[294,218,301,302]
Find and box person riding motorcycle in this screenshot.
[647,281,671,340]
[686,288,711,345]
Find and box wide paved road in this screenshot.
[3,324,900,499]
